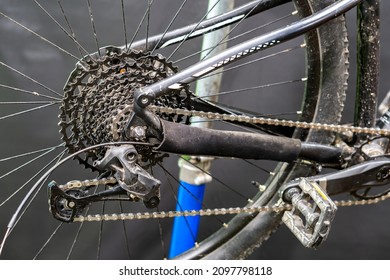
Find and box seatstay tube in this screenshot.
[134,0,362,108]
[355,0,380,131]
[129,0,289,51]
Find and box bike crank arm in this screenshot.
[280,156,390,197]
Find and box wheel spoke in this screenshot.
[197,78,304,100]
[174,7,294,64]
[0,144,63,181]
[0,145,63,163]
[151,0,189,55]
[119,201,132,259]
[166,0,222,61]
[120,0,128,48]
[163,172,198,241]
[182,157,250,202]
[66,221,84,259]
[0,148,65,208]
[0,101,60,105]
[145,0,153,51]
[33,0,91,60]
[97,187,107,260]
[0,84,61,101]
[159,162,226,226]
[202,11,296,61]
[127,0,155,50]
[0,61,63,98]
[200,0,261,61]
[0,10,79,60]
[86,0,101,57]
[33,223,63,260]
[156,207,167,259]
[6,150,66,236]
[0,102,57,121]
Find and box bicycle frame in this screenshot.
[129,0,362,165]
[1,0,383,258]
[132,0,379,256]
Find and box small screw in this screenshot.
[140,96,149,105]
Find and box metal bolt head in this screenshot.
[129,126,146,140]
[140,96,149,105]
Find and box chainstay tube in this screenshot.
[149,105,390,136]
[157,119,343,164]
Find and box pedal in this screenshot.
[281,178,337,248]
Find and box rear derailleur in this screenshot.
[48,145,161,222]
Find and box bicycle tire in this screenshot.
[177,0,349,259]
[0,0,348,259]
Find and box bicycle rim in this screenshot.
[0,0,348,259]
[187,0,349,259]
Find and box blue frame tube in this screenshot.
[168,0,234,259]
[168,181,206,259]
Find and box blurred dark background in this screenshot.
[0,0,390,259]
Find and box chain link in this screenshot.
[149,105,390,136]
[66,104,390,222]
[58,47,390,223]
[66,176,390,223]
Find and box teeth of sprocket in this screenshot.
[59,47,191,171]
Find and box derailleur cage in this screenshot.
[48,182,89,223]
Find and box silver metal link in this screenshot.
[65,179,390,223]
[62,105,390,222]
[149,105,390,136]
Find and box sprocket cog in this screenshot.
[59,46,191,171]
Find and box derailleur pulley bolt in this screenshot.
[67,201,76,209]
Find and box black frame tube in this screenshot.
[131,0,361,164]
[129,0,290,51]
[157,120,343,164]
[157,120,302,162]
[134,0,362,107]
[354,0,380,131]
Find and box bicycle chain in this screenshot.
[59,49,390,223]
[149,105,390,136]
[64,175,390,223]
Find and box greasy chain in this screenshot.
[70,105,390,222]
[149,105,390,136]
[70,176,390,223]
